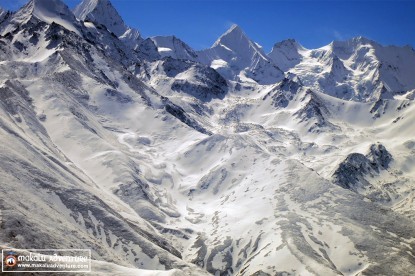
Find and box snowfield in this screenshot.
[0,0,414,275]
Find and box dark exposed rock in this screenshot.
[206,236,233,276]
[165,102,212,135]
[294,90,339,132]
[333,143,393,201]
[266,77,303,108]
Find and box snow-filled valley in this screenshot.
[0,0,415,275]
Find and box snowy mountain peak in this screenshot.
[330,36,377,56]
[351,36,373,45]
[212,24,244,46]
[211,24,265,58]
[30,0,75,18]
[274,38,301,48]
[33,0,79,30]
[0,0,81,36]
[268,38,305,71]
[74,0,139,39]
[198,24,283,84]
[331,36,373,46]
[73,0,124,35]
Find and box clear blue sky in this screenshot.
[2,0,415,52]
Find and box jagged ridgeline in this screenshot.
[0,0,415,275]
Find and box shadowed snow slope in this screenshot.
[0,0,415,275]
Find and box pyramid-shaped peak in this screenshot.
[6,0,81,35]
[212,24,251,47]
[216,24,248,42]
[74,0,132,37]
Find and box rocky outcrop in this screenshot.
[333,143,393,201]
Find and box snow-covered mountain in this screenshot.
[1,0,415,275]
[268,38,305,71]
[73,0,142,49]
[198,24,284,85]
[270,36,415,102]
[1,0,81,36]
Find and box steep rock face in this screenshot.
[294,90,339,132]
[164,101,212,135]
[137,37,161,61]
[263,76,304,108]
[74,0,134,37]
[151,35,198,61]
[367,143,393,168]
[333,143,393,201]
[198,24,283,84]
[74,0,142,48]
